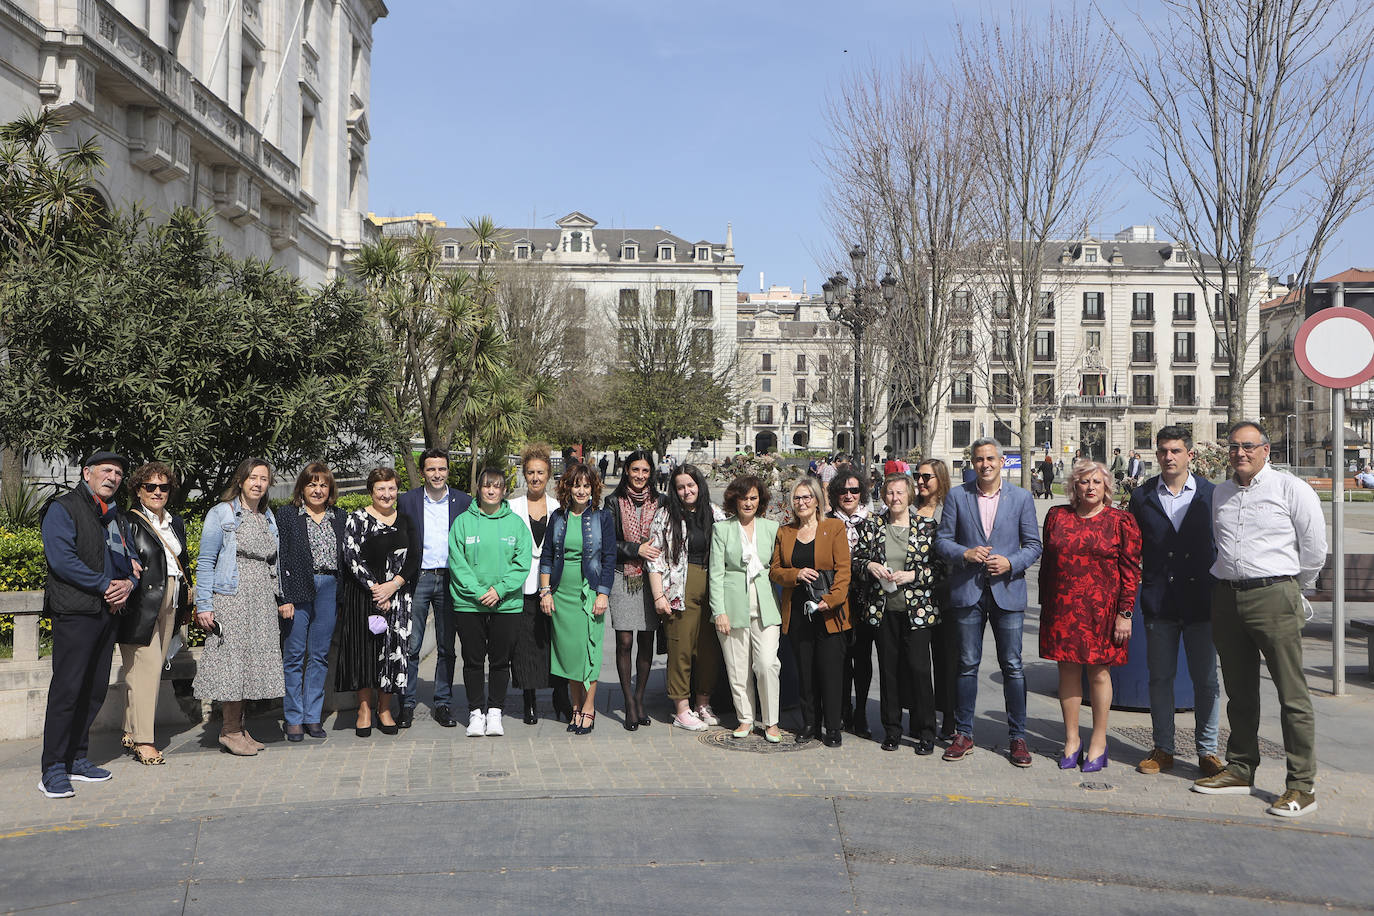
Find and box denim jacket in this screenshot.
[539,506,617,596]
[195,499,280,614]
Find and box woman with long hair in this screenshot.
[274,462,345,742]
[603,449,663,730]
[648,463,727,731]
[915,459,959,741]
[539,463,617,734]
[193,459,286,756]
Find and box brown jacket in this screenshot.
[770,518,853,635]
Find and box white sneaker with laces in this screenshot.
[485,708,504,736]
[672,710,708,731]
[696,705,720,727]
[466,710,486,737]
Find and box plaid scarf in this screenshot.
[619,489,655,592]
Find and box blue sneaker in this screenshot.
[68,757,112,782]
[38,764,75,798]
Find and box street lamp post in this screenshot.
[823,245,896,462]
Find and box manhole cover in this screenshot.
[478,770,510,778]
[696,729,820,753]
[1078,781,1114,791]
[1113,726,1285,760]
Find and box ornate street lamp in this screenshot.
[823,245,896,461]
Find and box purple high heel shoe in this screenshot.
[1058,745,1082,770]
[1080,749,1109,773]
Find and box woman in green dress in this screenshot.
[538,463,617,735]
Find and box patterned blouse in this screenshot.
[302,506,339,573]
[853,508,945,628]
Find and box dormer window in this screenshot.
[442,245,455,259]
[622,243,637,260]
[658,244,674,261]
[695,245,711,261]
[1174,248,1187,263]
[1083,247,1098,263]
[479,245,494,261]
[515,243,530,260]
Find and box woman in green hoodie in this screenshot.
[449,467,533,737]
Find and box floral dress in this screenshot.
[334,509,419,692]
[1038,506,1143,666]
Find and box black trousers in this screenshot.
[877,611,936,741]
[454,612,518,712]
[841,619,877,722]
[931,617,957,732]
[42,611,119,770]
[790,611,846,733]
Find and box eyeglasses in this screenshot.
[840,487,863,495]
[1227,441,1266,453]
[141,482,172,493]
[793,493,815,502]
[915,473,936,483]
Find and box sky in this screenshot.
[366,1,1373,296]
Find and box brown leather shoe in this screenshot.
[1008,738,1032,768]
[1198,754,1225,777]
[943,734,974,761]
[1137,748,1174,775]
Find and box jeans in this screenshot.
[953,590,1026,740]
[403,570,455,710]
[282,574,338,726]
[1144,616,1219,757]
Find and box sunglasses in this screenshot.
[840,487,863,495]
[915,473,936,483]
[141,482,172,493]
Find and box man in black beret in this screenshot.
[37,451,141,798]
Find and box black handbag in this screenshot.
[800,569,836,610]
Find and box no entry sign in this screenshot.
[1295,307,1374,389]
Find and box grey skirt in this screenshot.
[608,569,656,632]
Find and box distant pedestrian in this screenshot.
[597,454,609,481]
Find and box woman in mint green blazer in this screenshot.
[708,475,783,742]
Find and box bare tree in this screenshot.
[821,59,983,458]
[807,318,892,457]
[1118,0,1374,422]
[491,259,597,383]
[957,5,1121,486]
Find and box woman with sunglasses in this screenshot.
[913,460,958,740]
[829,470,875,740]
[118,462,192,765]
[770,476,852,746]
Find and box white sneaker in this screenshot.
[466,710,486,737]
[696,705,720,727]
[484,708,504,736]
[672,710,708,731]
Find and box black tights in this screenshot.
[616,629,655,718]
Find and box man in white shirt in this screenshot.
[1192,421,1327,818]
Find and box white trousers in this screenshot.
[717,615,781,727]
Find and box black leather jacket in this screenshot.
[602,491,664,570]
[119,509,192,645]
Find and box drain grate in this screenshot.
[1113,726,1286,760]
[697,728,821,754]
[478,770,510,779]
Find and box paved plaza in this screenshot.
[2,489,1373,913]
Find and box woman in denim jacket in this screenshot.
[192,458,286,756]
[538,463,616,734]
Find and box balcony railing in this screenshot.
[1130,351,1155,365]
[1171,353,1197,366]
[1171,396,1199,409]
[1061,394,1128,409]
[1131,395,1157,407]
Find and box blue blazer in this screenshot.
[1127,473,1216,622]
[397,485,473,567]
[934,481,1042,610]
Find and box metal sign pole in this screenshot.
[1332,284,1347,697]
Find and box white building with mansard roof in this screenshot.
[0,0,387,283]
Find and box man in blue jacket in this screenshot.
[395,449,472,728]
[935,438,1042,767]
[1127,425,1223,778]
[38,451,141,798]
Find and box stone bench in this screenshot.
[1310,554,1374,602]
[1352,620,1374,682]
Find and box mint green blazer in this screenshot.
[708,518,781,628]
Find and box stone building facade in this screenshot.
[0,0,387,284]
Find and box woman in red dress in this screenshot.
[1039,459,1142,773]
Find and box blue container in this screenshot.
[1109,608,1195,712]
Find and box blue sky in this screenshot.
[366,1,1371,294]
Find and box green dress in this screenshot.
[550,511,603,687]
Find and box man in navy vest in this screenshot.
[1127,426,1223,778]
[38,451,141,798]
[396,448,472,728]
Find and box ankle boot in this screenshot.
[239,705,266,750]
[218,702,257,756]
[522,689,539,725]
[551,680,574,722]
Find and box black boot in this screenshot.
[522,689,539,725]
[551,679,574,723]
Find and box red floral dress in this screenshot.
[1038,506,1142,666]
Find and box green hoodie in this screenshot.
[448,499,532,613]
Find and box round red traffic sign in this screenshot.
[1295,307,1374,389]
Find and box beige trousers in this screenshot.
[120,579,178,744]
[717,606,782,727]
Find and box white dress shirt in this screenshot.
[1210,463,1327,589]
[421,489,450,570]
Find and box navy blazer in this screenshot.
[397,485,473,569]
[1127,473,1216,622]
[274,505,346,605]
[934,481,1042,610]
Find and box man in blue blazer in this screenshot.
[396,448,473,728]
[935,438,1042,766]
[1126,425,1223,778]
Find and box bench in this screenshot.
[1352,620,1374,682]
[1304,477,1369,501]
[1310,554,1374,601]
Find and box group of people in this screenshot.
[35,420,1327,819]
